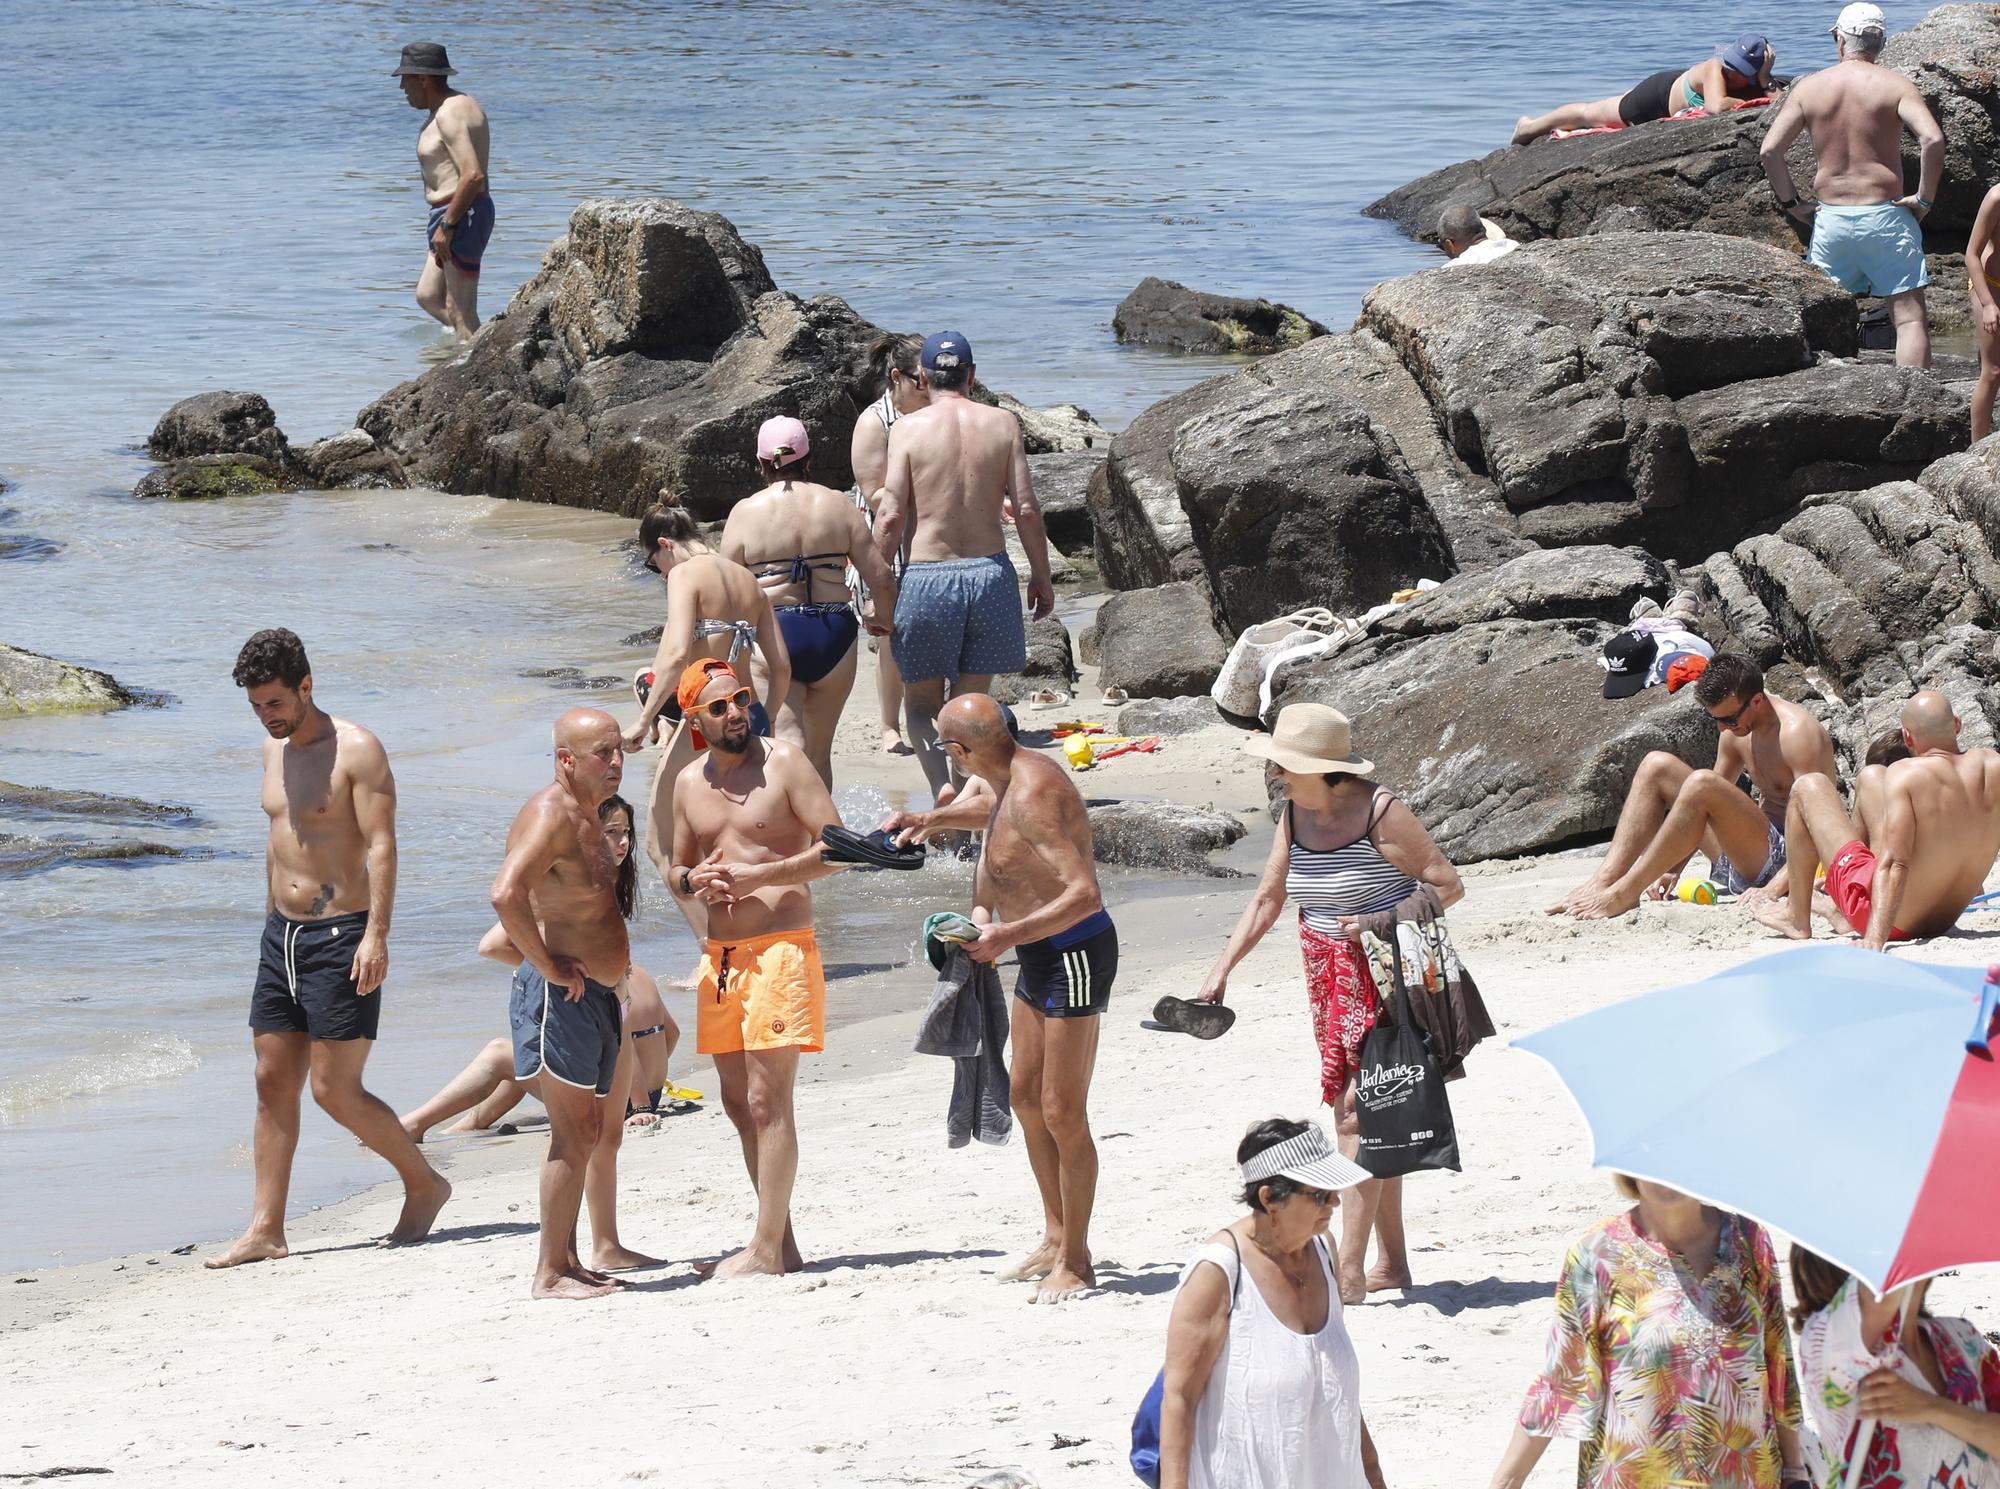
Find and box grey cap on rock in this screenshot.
[392,41,457,77]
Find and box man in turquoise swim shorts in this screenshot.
[1759,3,1943,367]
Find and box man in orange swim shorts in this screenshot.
[666,660,844,1278]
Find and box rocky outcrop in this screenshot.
[1367,6,2000,255]
[1373,545,1667,637]
[0,781,194,827]
[1092,582,1229,700]
[989,617,1078,706]
[1085,800,1247,873]
[1088,376,1228,590]
[0,834,193,878]
[359,197,1100,519]
[1113,278,1329,354]
[1273,617,1715,862]
[0,645,137,718]
[297,429,407,490]
[1359,233,1964,560]
[148,391,291,465]
[1172,340,1456,629]
[1027,452,1100,557]
[1115,695,1227,737]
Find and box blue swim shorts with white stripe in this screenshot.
[1013,908,1118,1020]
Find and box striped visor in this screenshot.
[1239,1125,1371,1193]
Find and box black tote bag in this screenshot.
[1352,917,1461,1177]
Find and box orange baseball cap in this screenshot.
[1665,654,1710,693]
[677,659,737,749]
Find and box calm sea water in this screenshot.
[0,0,1924,1268]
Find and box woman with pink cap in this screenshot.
[722,414,899,786]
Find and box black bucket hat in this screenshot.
[392,42,457,77]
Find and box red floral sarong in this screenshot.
[1298,916,1381,1106]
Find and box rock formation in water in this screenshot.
[355,198,1105,519]
[138,390,406,497]
[1113,278,1329,354]
[0,644,137,718]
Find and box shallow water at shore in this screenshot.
[0,0,1929,1268]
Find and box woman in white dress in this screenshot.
[1158,1118,1389,1489]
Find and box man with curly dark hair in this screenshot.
[207,628,450,1269]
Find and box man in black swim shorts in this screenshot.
[208,629,451,1270]
[879,694,1114,1303]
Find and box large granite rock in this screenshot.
[1373,544,1668,637]
[297,429,407,490]
[1271,617,1715,862]
[133,454,287,501]
[988,617,1078,705]
[1093,582,1229,700]
[1113,277,1329,354]
[1026,451,1100,557]
[148,391,292,465]
[1088,376,1230,590]
[1367,6,2000,253]
[0,645,137,718]
[1359,233,1963,559]
[360,197,1095,519]
[1172,338,1457,629]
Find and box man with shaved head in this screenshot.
[667,660,844,1279]
[882,694,1115,1302]
[1752,690,2000,949]
[491,706,633,1299]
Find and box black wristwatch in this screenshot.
[442,217,461,231]
[679,867,693,897]
[1775,193,1799,210]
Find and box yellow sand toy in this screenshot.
[1062,734,1160,769]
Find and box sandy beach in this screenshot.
[9,632,2000,1489]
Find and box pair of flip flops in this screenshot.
[820,823,927,871]
[1146,995,1236,1040]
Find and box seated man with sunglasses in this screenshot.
[1750,690,2000,950]
[1550,654,1836,921]
[666,659,845,1280]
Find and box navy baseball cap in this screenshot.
[1720,33,1771,80]
[921,331,974,370]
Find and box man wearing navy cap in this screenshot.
[875,332,1057,804]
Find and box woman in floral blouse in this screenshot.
[1490,1176,1807,1489]
[1791,1248,2000,1489]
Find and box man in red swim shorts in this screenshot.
[1749,692,2000,950]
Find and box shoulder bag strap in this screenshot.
[1225,1228,1245,1306]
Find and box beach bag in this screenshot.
[1211,608,1336,718]
[1362,917,1494,1083]
[1353,917,1461,1177]
[1130,1232,1244,1485]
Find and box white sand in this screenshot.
[9,648,1999,1487]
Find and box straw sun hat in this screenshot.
[1242,703,1375,776]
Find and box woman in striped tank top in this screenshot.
[1197,704,1463,1306]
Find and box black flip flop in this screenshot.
[819,823,927,871]
[1151,995,1237,1040]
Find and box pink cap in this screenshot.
[756,416,810,468]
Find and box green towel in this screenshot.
[923,910,982,971]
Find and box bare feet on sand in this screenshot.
[592,1242,666,1273]
[1568,883,1639,922]
[702,1247,785,1281]
[531,1268,620,1300]
[381,1175,453,1245]
[204,1234,289,1269]
[1366,1262,1413,1294]
[1545,879,1599,916]
[1749,898,1810,940]
[997,1240,1061,1283]
[399,1115,428,1145]
[1032,1263,1096,1303]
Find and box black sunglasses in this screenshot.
[1707,693,1761,730]
[1299,1186,1337,1206]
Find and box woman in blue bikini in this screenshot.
[722,416,900,787]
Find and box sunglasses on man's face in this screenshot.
[700,688,754,720]
[939,738,969,754]
[1707,693,1760,730]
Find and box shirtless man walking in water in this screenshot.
[1752,691,2000,949]
[209,629,450,1269]
[668,661,845,1278]
[491,708,633,1300]
[1760,3,1943,367]
[393,41,493,343]
[876,331,1056,803]
[883,695,1116,1303]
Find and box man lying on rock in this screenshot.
[1750,691,2000,950]
[1549,655,1835,920]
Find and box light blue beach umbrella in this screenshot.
[1511,944,2000,1297]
